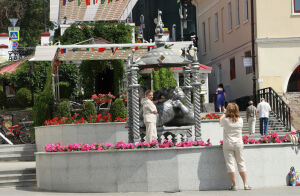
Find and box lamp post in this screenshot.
[251,0,257,103]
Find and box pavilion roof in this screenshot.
[30,43,156,62]
[50,0,138,22]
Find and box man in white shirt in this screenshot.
[257,98,272,136]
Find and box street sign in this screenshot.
[243,57,252,67]
[8,26,20,31]
[9,31,19,41]
[12,41,19,49]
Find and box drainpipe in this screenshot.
[251,0,257,104]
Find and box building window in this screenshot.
[227,2,232,31]
[245,51,253,74]
[294,0,300,13]
[201,22,207,53]
[243,0,248,22]
[235,0,240,26]
[230,58,236,80]
[214,13,219,41]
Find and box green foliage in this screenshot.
[159,68,168,89]
[10,61,51,94]
[57,100,71,118]
[15,88,32,107]
[59,82,71,99]
[109,98,127,121]
[166,68,178,87]
[81,101,96,120]
[33,66,54,126]
[152,68,178,91]
[0,90,6,108]
[80,60,106,98]
[60,24,94,44]
[0,0,52,47]
[93,22,132,43]
[111,60,124,97]
[152,69,160,91]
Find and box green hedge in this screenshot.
[33,66,54,126]
[109,98,127,121]
[81,101,96,120]
[57,100,71,118]
[16,88,32,107]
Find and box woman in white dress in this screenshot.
[141,90,158,143]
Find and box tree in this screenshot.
[0,0,52,47]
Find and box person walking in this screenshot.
[246,101,257,135]
[216,84,226,113]
[257,98,271,136]
[141,90,158,143]
[220,103,252,191]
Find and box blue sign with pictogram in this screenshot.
[9,31,19,41]
[12,41,19,49]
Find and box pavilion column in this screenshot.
[191,48,202,141]
[126,58,134,143]
[183,65,192,109]
[129,51,141,143]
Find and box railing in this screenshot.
[8,47,35,61]
[257,87,291,132]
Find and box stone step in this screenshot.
[0,144,36,152]
[0,162,36,188]
[0,173,35,181]
[0,179,36,188]
[0,150,35,156]
[0,154,35,162]
[0,168,35,175]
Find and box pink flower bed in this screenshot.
[219,131,293,145]
[44,139,212,152]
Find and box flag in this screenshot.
[98,48,106,52]
[93,0,95,4]
[91,48,95,52]
[61,48,66,54]
[108,0,111,4]
[86,0,91,5]
[113,47,119,55]
[101,0,105,4]
[78,0,81,6]
[86,48,90,51]
[63,0,66,6]
[135,46,139,51]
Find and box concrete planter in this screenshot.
[36,143,298,193]
[35,122,127,152]
[201,120,223,144]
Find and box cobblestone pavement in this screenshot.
[1,186,300,196]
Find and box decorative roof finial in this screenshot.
[154,10,165,48]
[192,47,199,63]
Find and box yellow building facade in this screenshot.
[192,0,300,100]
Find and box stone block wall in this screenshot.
[284,92,300,130]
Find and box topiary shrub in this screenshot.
[57,100,71,118]
[81,101,96,120]
[16,88,32,107]
[109,98,127,121]
[33,66,54,126]
[0,90,6,108]
[59,81,72,99]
